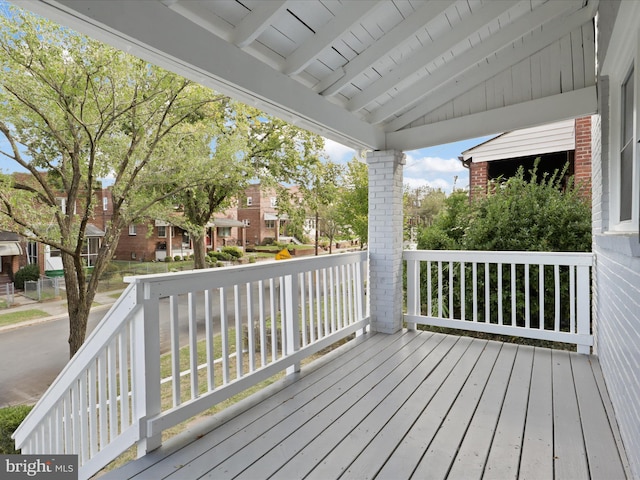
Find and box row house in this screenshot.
[462,116,592,200]
[236,183,295,246]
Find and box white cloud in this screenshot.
[322,138,357,164]
[404,153,466,176]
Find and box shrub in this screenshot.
[209,251,233,262]
[221,246,243,259]
[173,255,182,262]
[14,264,40,289]
[0,405,33,454]
[164,256,173,263]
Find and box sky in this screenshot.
[323,135,496,194]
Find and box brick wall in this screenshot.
[574,116,592,198]
[469,161,488,199]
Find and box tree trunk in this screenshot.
[61,253,92,358]
[192,227,208,269]
[315,211,319,256]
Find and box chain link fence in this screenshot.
[23,277,61,301]
[0,283,14,308]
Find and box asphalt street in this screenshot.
[0,288,271,407]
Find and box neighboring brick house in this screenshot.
[461,117,592,200]
[0,231,24,285]
[2,173,112,277]
[113,211,246,262]
[237,184,296,246]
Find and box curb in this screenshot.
[0,303,114,334]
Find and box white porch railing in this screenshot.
[13,251,369,480]
[404,250,593,354]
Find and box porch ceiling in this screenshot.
[22,0,597,151]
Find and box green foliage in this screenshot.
[173,255,182,262]
[221,246,243,259]
[164,256,174,263]
[417,163,592,330]
[335,159,369,247]
[0,6,232,355]
[419,164,591,252]
[14,264,40,290]
[0,405,33,454]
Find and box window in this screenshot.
[265,220,275,229]
[605,21,640,233]
[55,197,67,214]
[620,67,634,222]
[246,196,253,206]
[81,237,100,267]
[27,241,38,265]
[103,197,108,211]
[243,219,251,227]
[270,197,277,207]
[129,224,137,236]
[157,225,166,238]
[217,227,231,237]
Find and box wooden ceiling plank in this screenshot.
[232,0,290,48]
[282,0,383,76]
[381,1,594,131]
[385,87,597,151]
[346,0,522,113]
[316,0,452,96]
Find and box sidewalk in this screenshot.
[0,289,123,332]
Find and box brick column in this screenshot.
[469,161,488,200]
[367,150,405,333]
[574,116,592,198]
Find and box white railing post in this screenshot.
[284,273,300,375]
[576,264,591,354]
[406,258,419,331]
[132,281,162,454]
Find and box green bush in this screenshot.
[164,256,174,262]
[221,246,243,259]
[417,162,592,330]
[14,264,40,289]
[0,405,33,454]
[173,255,182,262]
[208,251,233,262]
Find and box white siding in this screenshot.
[592,241,640,477]
[461,119,575,163]
[594,3,640,477]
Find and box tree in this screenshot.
[166,107,325,269]
[278,160,342,255]
[335,159,368,248]
[0,7,227,356]
[404,185,446,238]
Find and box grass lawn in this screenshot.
[0,309,49,328]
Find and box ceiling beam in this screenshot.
[346,0,523,113]
[24,0,384,150]
[282,0,384,76]
[316,0,452,96]
[164,1,230,41]
[383,1,596,132]
[232,0,290,48]
[385,86,597,151]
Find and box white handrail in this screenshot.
[404,250,593,353]
[13,252,369,480]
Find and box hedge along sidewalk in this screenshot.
[0,290,122,333]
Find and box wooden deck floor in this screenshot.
[101,330,630,480]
